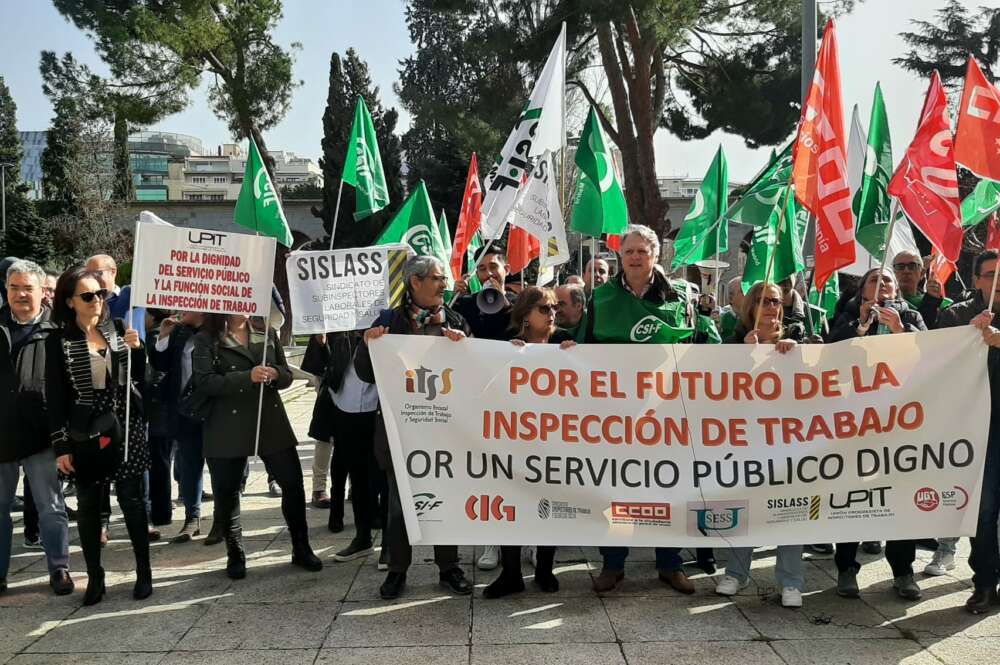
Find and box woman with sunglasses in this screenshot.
[46,267,152,606]
[191,313,322,581]
[826,267,927,601]
[715,281,806,608]
[483,286,575,599]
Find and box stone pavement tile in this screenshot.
[160,649,319,664]
[0,572,95,608]
[623,641,784,665]
[920,635,1000,665]
[471,643,625,664]
[7,654,166,664]
[0,655,11,665]
[318,646,470,665]
[219,558,359,604]
[267,527,355,554]
[732,588,901,640]
[7,550,45,574]
[324,596,471,647]
[875,585,1000,640]
[706,556,837,597]
[349,563,460,601]
[176,601,336,651]
[770,638,939,664]
[25,597,212,653]
[148,538,274,571]
[0,605,77,653]
[472,595,614,645]
[603,595,758,642]
[137,567,234,604]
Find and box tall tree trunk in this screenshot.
[111,111,134,202]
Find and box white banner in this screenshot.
[131,223,276,316]
[285,244,409,335]
[370,328,990,547]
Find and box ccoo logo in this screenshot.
[405,366,453,400]
[630,315,664,342]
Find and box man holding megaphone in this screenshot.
[453,248,517,342]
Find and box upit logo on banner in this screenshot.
[187,231,227,246]
[611,502,671,525]
[466,495,516,522]
[404,366,453,400]
[687,500,749,537]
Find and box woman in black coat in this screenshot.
[191,313,321,579]
[47,266,151,606]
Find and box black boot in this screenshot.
[290,528,323,572]
[76,481,106,606]
[83,568,106,606]
[226,536,247,579]
[118,477,153,600]
[483,546,525,599]
[217,490,246,579]
[534,546,559,593]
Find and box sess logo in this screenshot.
[405,366,453,401]
[630,315,664,342]
[687,500,749,537]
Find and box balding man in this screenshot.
[892,250,951,329]
[583,258,610,293]
[85,255,146,341]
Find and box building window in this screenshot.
[213,176,227,184]
[186,194,203,201]
[208,194,225,201]
[192,176,206,184]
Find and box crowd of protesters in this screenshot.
[2,224,1000,616]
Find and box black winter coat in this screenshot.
[827,297,927,343]
[0,307,59,462]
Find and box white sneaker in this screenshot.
[477,545,500,570]
[923,551,956,576]
[714,574,748,596]
[525,545,537,568]
[781,586,803,608]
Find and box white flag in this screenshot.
[480,23,566,239]
[504,151,569,270]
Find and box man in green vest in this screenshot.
[555,283,587,341]
[586,224,720,595]
[893,250,952,329]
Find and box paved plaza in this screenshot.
[2,387,999,664]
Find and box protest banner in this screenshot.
[369,328,989,547]
[130,222,277,316]
[285,244,409,334]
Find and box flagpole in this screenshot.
[122,218,145,464]
[328,179,345,250]
[857,198,901,333]
[989,261,1000,312]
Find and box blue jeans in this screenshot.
[0,448,70,578]
[600,546,682,572]
[175,430,205,521]
[724,545,804,590]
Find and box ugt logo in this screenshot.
[404,366,453,400]
[686,500,749,537]
[188,231,227,246]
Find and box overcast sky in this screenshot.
[3,0,999,183]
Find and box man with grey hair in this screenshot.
[85,254,146,342]
[583,224,720,595]
[555,283,586,339]
[0,259,73,596]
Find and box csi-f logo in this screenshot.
[466,495,515,522]
[188,231,226,246]
[686,500,749,537]
[404,366,453,400]
[630,315,664,342]
[413,492,442,516]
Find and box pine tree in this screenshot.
[40,97,84,215]
[313,49,403,249]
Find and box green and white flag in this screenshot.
[570,106,629,237]
[853,83,894,259]
[376,181,452,288]
[234,137,293,247]
[465,232,483,294]
[438,210,453,257]
[723,143,793,227]
[962,178,1000,228]
[741,190,805,294]
[343,97,389,221]
[672,145,728,269]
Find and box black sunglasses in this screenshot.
[535,303,556,315]
[75,289,109,303]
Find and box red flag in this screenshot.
[987,213,1000,251]
[792,19,854,292]
[450,153,483,280]
[606,234,621,252]
[507,225,540,275]
[888,72,964,261]
[928,249,955,288]
[954,57,1000,180]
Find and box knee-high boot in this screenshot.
[76,481,106,605]
[117,477,152,600]
[285,498,322,572]
[216,489,245,579]
[534,546,558,592]
[484,546,525,599]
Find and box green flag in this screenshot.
[570,106,628,237]
[438,210,453,257]
[852,83,894,259]
[465,232,483,294]
[808,271,840,331]
[962,178,1000,228]
[343,97,389,221]
[723,143,793,227]
[671,146,728,269]
[376,181,452,287]
[741,189,805,293]
[234,137,293,247]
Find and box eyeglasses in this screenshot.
[893,262,921,272]
[759,297,782,308]
[75,289,109,303]
[535,304,556,315]
[980,272,997,281]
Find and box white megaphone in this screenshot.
[476,284,510,314]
